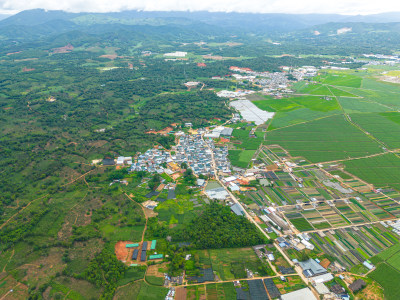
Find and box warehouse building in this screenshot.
[298,259,327,277]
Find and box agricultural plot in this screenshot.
[341,178,371,193]
[287,196,398,232]
[317,73,362,88]
[338,97,390,113]
[295,83,334,96]
[301,209,330,229]
[343,153,400,191]
[272,276,307,295]
[265,114,383,163]
[261,94,342,131]
[364,192,400,217]
[231,129,264,150]
[316,204,348,228]
[228,149,256,168]
[267,108,340,131]
[309,224,399,270]
[346,78,400,110]
[198,248,266,281]
[369,263,400,300]
[351,113,400,149]
[285,213,314,231]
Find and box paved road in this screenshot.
[202,133,319,296]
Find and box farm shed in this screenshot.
[140,251,147,262]
[142,241,148,251]
[126,243,139,248]
[149,254,163,260]
[131,249,139,260]
[150,240,157,250]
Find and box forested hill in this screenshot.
[3,9,400,42]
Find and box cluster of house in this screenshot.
[288,65,318,81]
[130,148,170,173]
[277,233,315,251]
[173,134,213,176]
[256,72,292,95]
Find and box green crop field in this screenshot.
[229,150,256,168]
[296,83,334,96]
[369,263,400,300]
[317,73,362,88]
[387,254,400,270]
[338,97,391,113]
[343,154,400,191]
[350,113,400,148]
[254,94,342,130]
[202,247,270,280]
[375,242,400,261]
[289,217,314,231]
[265,114,383,163]
[328,86,358,97]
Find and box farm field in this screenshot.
[228,149,256,168]
[315,72,363,88]
[369,263,400,300]
[185,282,236,300]
[343,154,400,191]
[197,247,268,281]
[253,94,342,130]
[307,224,400,270]
[350,113,400,149]
[264,114,383,163]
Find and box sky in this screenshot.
[1,0,400,15]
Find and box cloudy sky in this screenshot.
[1,0,400,15]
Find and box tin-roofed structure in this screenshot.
[298,259,327,277]
[150,240,157,250]
[132,249,139,260]
[140,251,147,262]
[149,254,163,260]
[141,241,148,251]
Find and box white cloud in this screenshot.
[0,0,400,15]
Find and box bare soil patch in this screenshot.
[175,287,187,300]
[147,263,167,278]
[115,241,130,261]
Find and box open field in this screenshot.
[343,154,400,191]
[369,263,400,300]
[265,114,383,163]
[229,150,256,168]
[197,247,268,281]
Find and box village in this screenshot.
[93,60,400,300]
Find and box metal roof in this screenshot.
[298,259,327,277]
[230,203,244,216]
[280,288,318,300]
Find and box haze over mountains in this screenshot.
[2,9,400,38]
